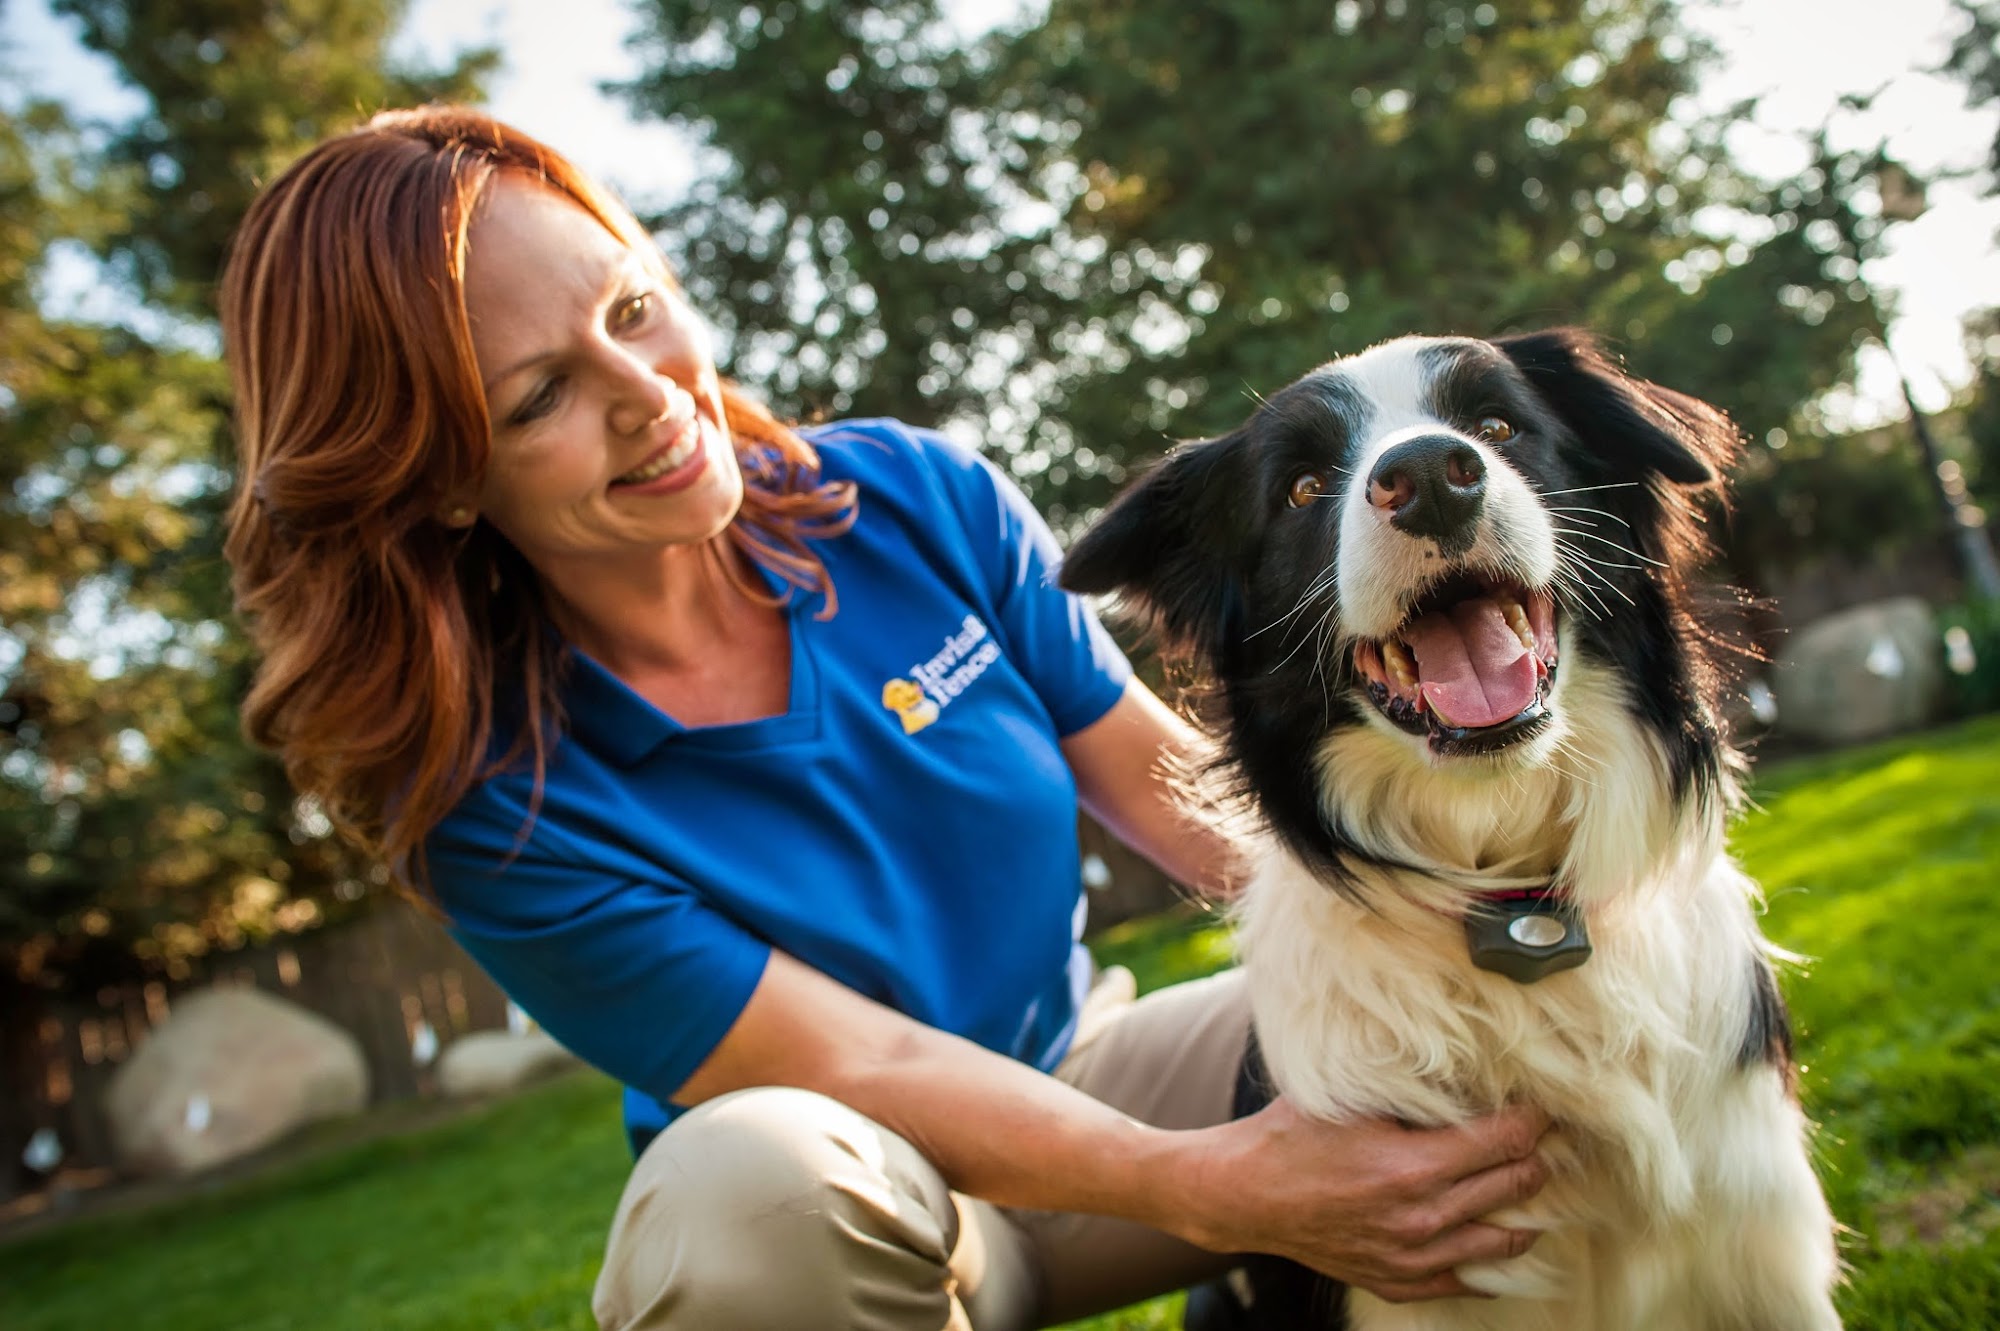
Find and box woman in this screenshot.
[220,107,1547,1331]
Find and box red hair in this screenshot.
[220,106,855,901]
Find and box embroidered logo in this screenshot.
[882,678,939,734]
[883,614,1001,734]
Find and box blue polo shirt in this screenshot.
[426,419,1132,1154]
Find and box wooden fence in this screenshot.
[2,816,1183,1202]
[1,906,513,1199]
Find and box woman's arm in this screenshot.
[674,948,1548,1303]
[1062,678,1248,900]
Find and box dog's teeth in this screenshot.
[1383,639,1418,689]
[1503,601,1535,652]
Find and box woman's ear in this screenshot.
[435,485,480,528]
[1060,427,1257,661]
[1495,327,1740,488]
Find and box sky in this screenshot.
[3,0,1997,428]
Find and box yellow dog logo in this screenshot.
[881,678,939,735]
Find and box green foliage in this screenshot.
[1086,903,1234,995]
[1960,311,2000,508]
[1726,414,1943,584]
[619,0,1888,531]
[1946,0,2000,179]
[50,0,498,316]
[620,0,1040,437]
[1942,597,2000,716]
[0,5,492,995]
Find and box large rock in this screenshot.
[105,987,368,1177]
[1772,597,1945,745]
[436,1029,581,1099]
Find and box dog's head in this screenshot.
[1061,328,1746,887]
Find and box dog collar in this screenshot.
[1463,884,1593,984]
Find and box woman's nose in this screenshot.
[604,345,674,436]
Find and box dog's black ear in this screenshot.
[1495,327,1740,487]
[1059,428,1256,660]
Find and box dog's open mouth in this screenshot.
[1352,572,1559,754]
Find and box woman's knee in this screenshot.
[593,1087,967,1331]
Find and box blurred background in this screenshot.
[2,1,1999,1327]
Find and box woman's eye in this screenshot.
[1474,415,1516,444]
[510,376,564,426]
[611,292,652,332]
[1288,471,1329,507]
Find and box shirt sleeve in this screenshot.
[425,786,769,1108]
[899,423,1133,736]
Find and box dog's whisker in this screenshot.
[1560,544,1653,577]
[1550,565,1616,621]
[1557,527,1668,568]
[1545,505,1631,526]
[1568,559,1638,607]
[1248,567,1342,641]
[1311,606,1341,723]
[1535,482,1641,498]
[1272,602,1338,675]
[1552,537,1640,591]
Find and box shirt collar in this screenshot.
[560,648,685,768]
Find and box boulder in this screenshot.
[104,987,368,1177]
[436,1029,581,1099]
[1771,597,1946,745]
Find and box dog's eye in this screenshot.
[1474,416,1517,444]
[1288,471,1329,507]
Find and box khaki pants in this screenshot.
[592,967,1250,1331]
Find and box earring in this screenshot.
[444,505,475,527]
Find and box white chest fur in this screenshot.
[1236,852,1840,1328]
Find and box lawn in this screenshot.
[4,714,1998,1330]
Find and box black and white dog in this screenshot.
[1061,329,1842,1329]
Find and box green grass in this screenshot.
[1736,714,2000,1330]
[4,714,1998,1330]
[0,1073,631,1331]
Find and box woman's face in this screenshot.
[461,174,742,573]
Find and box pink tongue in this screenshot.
[1401,597,1536,729]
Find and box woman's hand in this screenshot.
[1161,1096,1552,1303]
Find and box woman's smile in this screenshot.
[609,413,712,493]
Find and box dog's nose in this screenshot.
[1368,435,1486,546]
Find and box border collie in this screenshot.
[1060,329,1841,1330]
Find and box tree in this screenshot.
[1947,0,2000,178]
[620,1,1039,437]
[1946,0,2000,508]
[52,0,498,317]
[618,0,1883,538]
[0,2,493,996]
